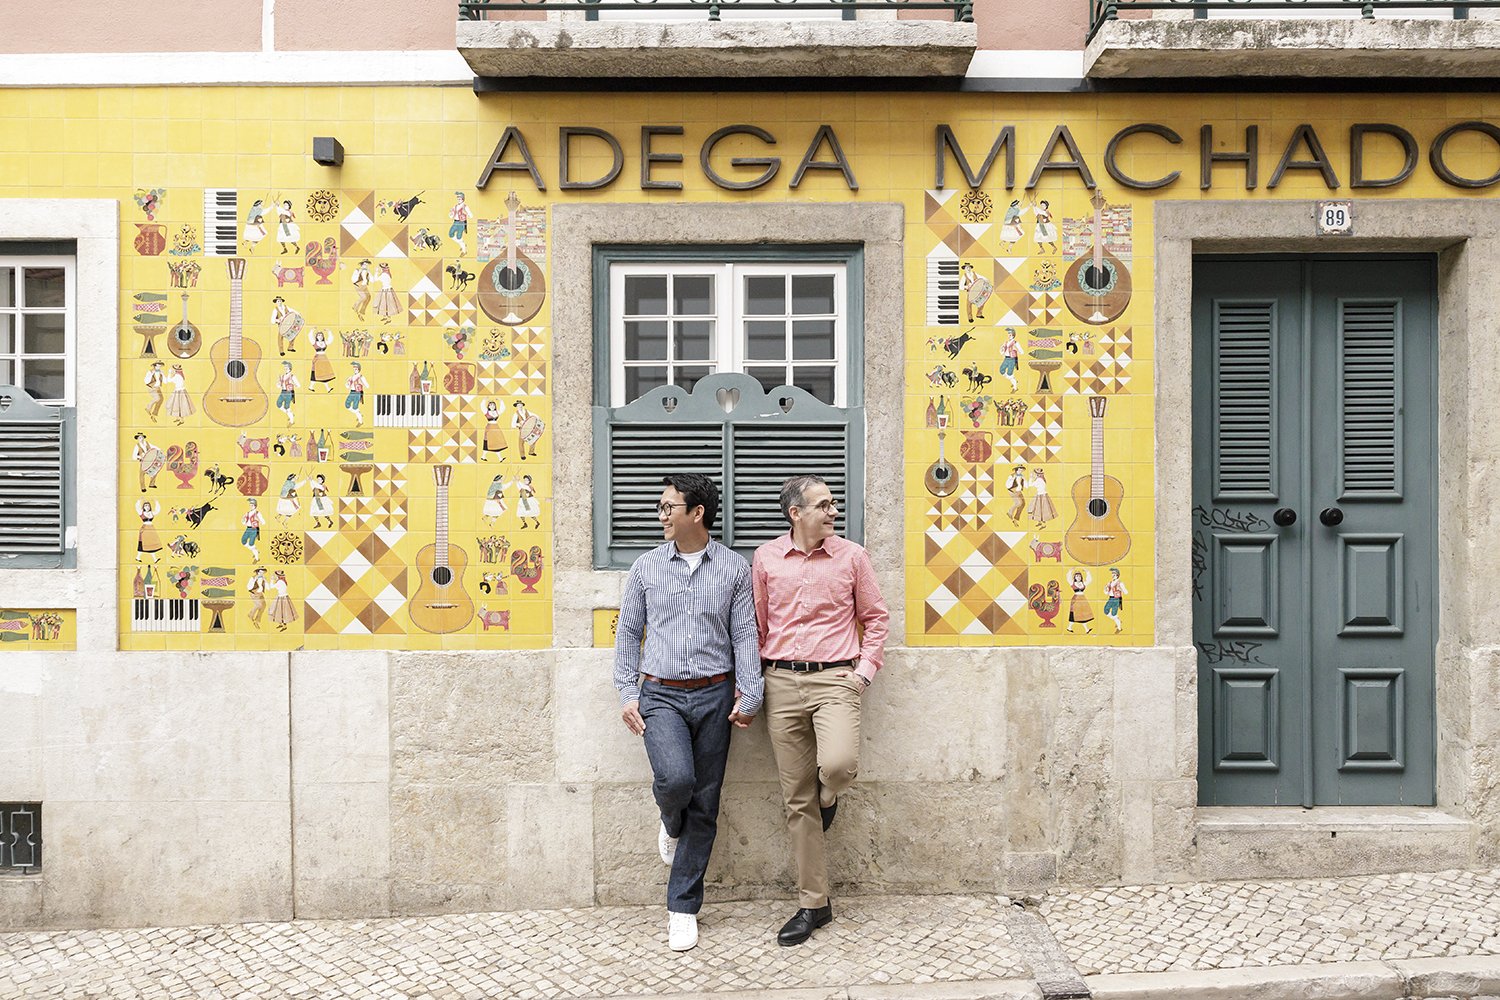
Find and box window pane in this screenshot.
[674,365,714,393]
[24,312,64,354]
[745,366,785,394]
[625,320,668,362]
[746,320,786,361]
[793,366,835,404]
[791,319,835,361]
[0,358,12,386]
[625,275,668,316]
[23,267,65,308]
[23,357,65,401]
[792,274,835,315]
[625,365,668,401]
[0,314,12,353]
[745,275,785,316]
[0,268,12,308]
[674,320,713,361]
[673,275,713,315]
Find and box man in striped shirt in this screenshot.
[614,473,762,952]
[753,473,890,946]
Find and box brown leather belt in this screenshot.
[642,671,731,690]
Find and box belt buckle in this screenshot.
[791,660,814,672]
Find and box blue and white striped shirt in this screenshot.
[613,539,764,716]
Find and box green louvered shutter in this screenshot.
[729,424,849,546]
[1338,300,1401,497]
[595,376,861,568]
[605,422,725,561]
[1213,300,1277,499]
[0,389,65,555]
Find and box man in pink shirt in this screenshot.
[752,474,890,946]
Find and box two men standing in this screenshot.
[614,472,888,952]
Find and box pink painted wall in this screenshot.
[0,0,1083,56]
[274,0,460,50]
[974,0,1088,50]
[0,0,262,52]
[898,0,1086,50]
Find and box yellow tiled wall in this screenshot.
[0,88,1489,650]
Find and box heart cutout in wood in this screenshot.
[715,386,740,413]
[778,396,794,414]
[661,395,679,413]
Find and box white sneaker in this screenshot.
[658,821,678,866]
[668,911,698,951]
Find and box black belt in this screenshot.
[763,658,855,673]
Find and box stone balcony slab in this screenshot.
[1086,17,1500,78]
[458,18,977,78]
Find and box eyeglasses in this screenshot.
[799,499,839,513]
[656,502,690,517]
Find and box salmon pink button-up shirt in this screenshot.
[752,533,890,684]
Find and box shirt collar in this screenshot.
[670,539,714,562]
[780,531,836,558]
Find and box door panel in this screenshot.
[1338,667,1405,770]
[1193,261,1305,805]
[1213,534,1280,635]
[1308,260,1434,804]
[1194,256,1435,807]
[1213,667,1279,770]
[1339,534,1404,635]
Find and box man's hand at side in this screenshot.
[621,701,646,736]
[728,694,756,730]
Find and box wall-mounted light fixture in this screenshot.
[313,137,345,167]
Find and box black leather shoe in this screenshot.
[820,798,838,832]
[777,904,833,946]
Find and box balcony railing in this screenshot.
[1088,0,1488,42]
[460,0,974,22]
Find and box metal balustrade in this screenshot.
[461,0,973,22]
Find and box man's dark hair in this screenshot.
[662,473,720,531]
[779,474,826,526]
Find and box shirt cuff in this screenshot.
[618,685,640,706]
[736,691,762,716]
[854,665,877,685]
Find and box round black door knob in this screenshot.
[1319,507,1345,527]
[1273,508,1297,527]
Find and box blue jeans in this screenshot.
[639,677,735,914]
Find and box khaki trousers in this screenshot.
[765,666,862,909]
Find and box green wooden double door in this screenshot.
[1193,256,1436,806]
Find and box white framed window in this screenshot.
[0,256,75,405]
[609,262,847,407]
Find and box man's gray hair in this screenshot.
[779,474,826,526]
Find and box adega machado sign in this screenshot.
[476,120,1500,193]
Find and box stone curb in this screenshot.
[1085,962,1401,1000]
[1395,954,1500,998]
[578,982,1044,1000]
[571,956,1500,1000]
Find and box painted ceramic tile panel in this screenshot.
[0,609,76,650]
[119,186,551,650]
[910,184,1151,646]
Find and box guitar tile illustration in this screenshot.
[1064,396,1131,566]
[409,464,476,634]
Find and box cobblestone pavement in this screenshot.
[4,870,1500,999]
[1039,868,1500,976]
[0,895,1028,1000]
